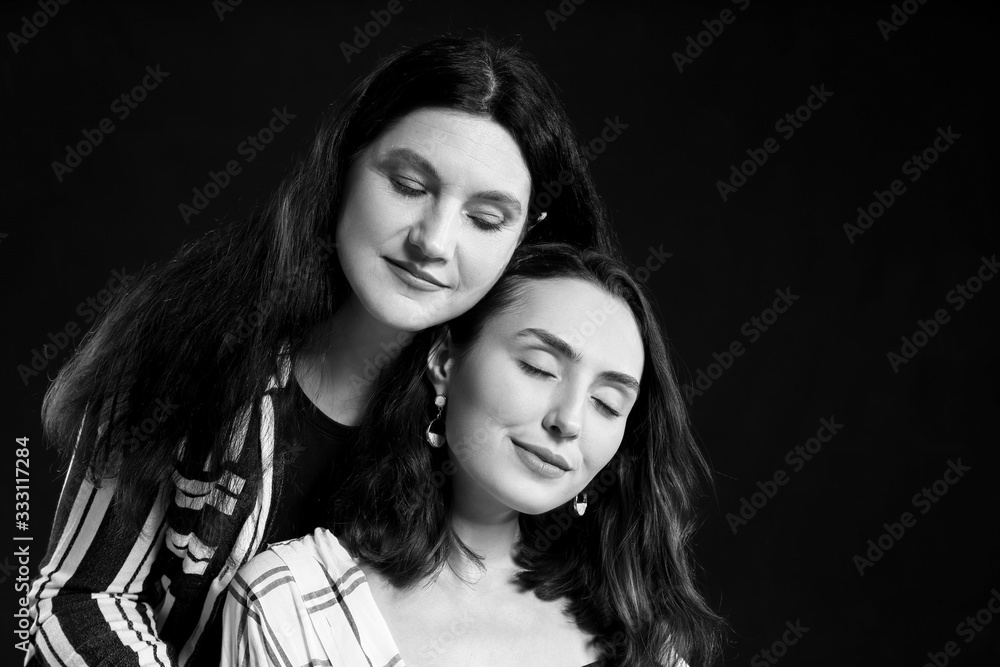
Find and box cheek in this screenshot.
[337,177,404,247]
[581,424,628,476]
[455,240,517,297]
[335,189,370,257]
[446,357,535,450]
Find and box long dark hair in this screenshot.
[42,35,617,534]
[335,242,725,667]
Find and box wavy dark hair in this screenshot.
[335,242,725,667]
[41,35,618,536]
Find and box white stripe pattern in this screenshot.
[221,528,404,667]
[26,361,293,666]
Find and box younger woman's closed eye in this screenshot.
[519,359,622,417]
[591,395,622,418]
[518,359,556,379]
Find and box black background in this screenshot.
[2,1,997,665]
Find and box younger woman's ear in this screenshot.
[426,329,455,396]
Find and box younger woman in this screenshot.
[223,243,724,666]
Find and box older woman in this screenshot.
[26,37,615,666]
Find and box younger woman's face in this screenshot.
[336,107,532,332]
[428,277,645,517]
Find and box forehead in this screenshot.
[369,107,531,190]
[487,277,645,380]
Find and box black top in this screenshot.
[267,374,356,545]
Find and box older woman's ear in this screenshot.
[425,328,455,396]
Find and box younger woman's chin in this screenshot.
[498,494,575,518]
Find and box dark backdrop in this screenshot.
[3,1,997,665]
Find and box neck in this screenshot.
[296,295,412,425]
[440,479,522,587]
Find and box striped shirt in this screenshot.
[222,528,403,666]
[223,528,606,667]
[25,361,294,666]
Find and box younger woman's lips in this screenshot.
[511,438,571,479]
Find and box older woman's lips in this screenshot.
[384,258,449,291]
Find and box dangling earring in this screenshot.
[573,492,588,517]
[425,395,447,448]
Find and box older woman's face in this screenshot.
[429,277,645,517]
[336,107,532,332]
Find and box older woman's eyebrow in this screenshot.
[515,328,640,393]
[384,147,439,179]
[475,190,522,216]
[383,147,523,215]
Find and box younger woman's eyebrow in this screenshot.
[600,370,640,394]
[516,328,580,361]
[383,147,523,216]
[515,328,640,393]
